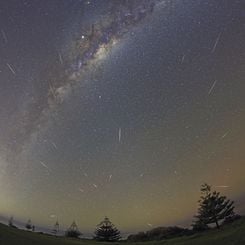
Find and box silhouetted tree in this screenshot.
[193,183,235,229]
[52,220,59,236]
[8,216,17,229]
[127,226,191,242]
[65,221,82,238]
[94,217,121,242]
[25,219,32,230]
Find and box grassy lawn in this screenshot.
[0,217,244,245]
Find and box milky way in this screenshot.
[4,0,167,163]
[52,0,166,100]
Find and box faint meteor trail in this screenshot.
[51,141,58,149]
[211,32,222,53]
[1,29,8,43]
[181,54,185,64]
[208,80,217,95]
[39,161,50,170]
[215,185,230,188]
[58,53,63,65]
[6,63,16,75]
[118,128,121,143]
[108,174,112,182]
[221,131,229,139]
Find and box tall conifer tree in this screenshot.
[193,183,235,229]
[94,217,121,241]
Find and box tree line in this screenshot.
[7,183,240,242]
[9,216,121,241]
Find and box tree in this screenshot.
[25,219,32,230]
[8,216,17,229]
[52,220,59,236]
[94,217,121,242]
[193,183,235,229]
[65,221,82,238]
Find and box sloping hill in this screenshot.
[0,217,244,245]
[150,217,245,245]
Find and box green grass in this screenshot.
[0,217,245,245]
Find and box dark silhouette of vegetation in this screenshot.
[222,214,242,226]
[193,183,235,229]
[94,217,121,242]
[4,182,240,242]
[1,216,245,245]
[8,216,17,229]
[127,226,191,242]
[25,219,32,230]
[127,183,239,242]
[192,219,209,232]
[128,231,147,242]
[52,220,59,236]
[65,221,81,238]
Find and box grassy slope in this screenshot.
[0,217,244,245]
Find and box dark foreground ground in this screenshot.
[0,217,244,245]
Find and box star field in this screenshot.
[0,0,245,235]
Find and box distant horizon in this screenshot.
[1,203,245,236]
[0,213,191,236]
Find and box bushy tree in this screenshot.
[65,230,81,238]
[25,219,32,230]
[193,183,235,229]
[65,221,81,238]
[8,216,18,229]
[128,232,148,242]
[127,226,190,242]
[94,217,121,242]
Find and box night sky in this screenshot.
[0,0,245,234]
